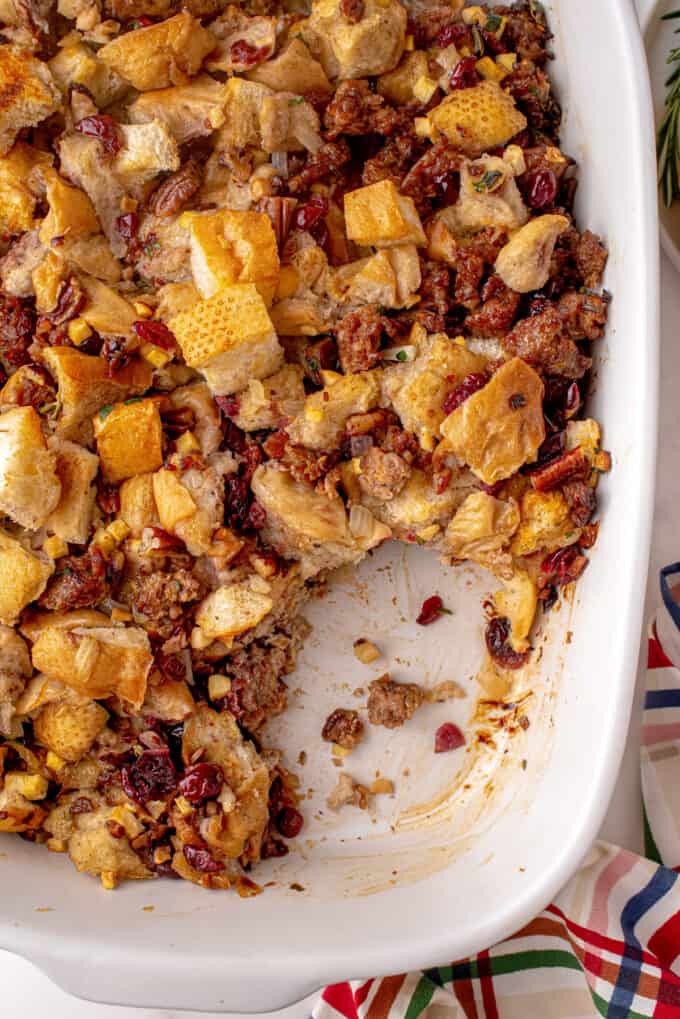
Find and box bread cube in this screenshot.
[378,50,429,105]
[287,370,382,450]
[181,209,280,305]
[0,406,61,529]
[362,467,474,540]
[259,93,322,153]
[344,180,426,248]
[80,276,137,338]
[142,676,195,722]
[438,154,529,237]
[33,691,108,762]
[31,624,153,708]
[119,473,159,537]
[308,0,406,79]
[0,142,53,237]
[510,489,573,557]
[153,458,224,556]
[67,811,152,882]
[98,12,216,91]
[219,77,272,151]
[94,399,163,484]
[206,9,276,73]
[494,570,537,653]
[38,170,100,247]
[168,382,222,454]
[129,76,228,146]
[48,42,127,109]
[330,246,421,309]
[45,437,99,545]
[194,581,273,646]
[231,365,305,432]
[444,491,519,578]
[440,358,545,485]
[41,347,152,440]
[247,37,331,94]
[0,47,61,156]
[113,121,180,199]
[169,283,283,397]
[0,530,54,625]
[152,468,197,530]
[428,81,527,157]
[0,624,30,678]
[495,214,570,294]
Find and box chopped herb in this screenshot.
[306,357,320,373]
[288,96,305,106]
[143,238,161,258]
[473,170,503,193]
[124,396,143,405]
[565,531,575,540]
[485,13,502,33]
[658,13,680,207]
[60,567,73,576]
[99,404,113,421]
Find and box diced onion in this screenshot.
[349,504,375,540]
[271,150,289,177]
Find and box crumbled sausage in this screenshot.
[502,305,591,379]
[562,480,596,527]
[465,280,521,337]
[324,80,404,139]
[38,549,111,612]
[400,139,462,213]
[358,446,410,501]
[576,230,608,288]
[414,259,451,331]
[496,2,551,64]
[0,295,34,374]
[321,708,365,749]
[334,305,385,374]
[287,139,352,194]
[129,568,205,638]
[503,60,560,137]
[362,132,421,189]
[556,290,608,342]
[367,675,424,729]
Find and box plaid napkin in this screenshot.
[313,565,680,1019]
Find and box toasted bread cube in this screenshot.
[94,399,163,484]
[194,581,273,646]
[0,530,54,625]
[38,170,100,247]
[0,48,60,156]
[98,12,216,91]
[80,276,137,338]
[48,42,127,109]
[169,283,283,397]
[344,180,425,248]
[0,406,61,529]
[428,81,527,156]
[330,246,420,310]
[247,37,331,94]
[41,347,153,440]
[231,365,306,432]
[33,691,108,762]
[128,76,228,146]
[510,489,574,557]
[45,437,99,545]
[0,142,53,237]
[439,154,529,237]
[362,467,472,540]
[168,382,222,454]
[153,458,224,556]
[113,121,180,199]
[206,9,276,73]
[142,676,195,722]
[378,50,429,105]
[152,468,197,530]
[495,214,570,294]
[218,77,271,151]
[287,370,382,450]
[440,358,545,485]
[494,570,537,653]
[66,810,152,881]
[119,473,159,537]
[444,491,519,576]
[181,209,280,305]
[308,0,406,79]
[31,624,152,708]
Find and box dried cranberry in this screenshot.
[541,545,588,586]
[221,418,247,454]
[215,395,240,417]
[479,480,503,497]
[178,763,224,804]
[294,196,328,232]
[121,748,177,804]
[416,595,450,626]
[229,39,271,67]
[434,722,465,753]
[49,278,85,325]
[132,319,176,350]
[183,844,224,873]
[100,336,131,376]
[276,806,304,839]
[0,295,34,372]
[115,212,138,245]
[443,372,490,415]
[224,475,250,528]
[531,431,565,468]
[436,22,470,48]
[449,57,481,91]
[485,617,529,670]
[156,652,187,682]
[525,169,558,209]
[241,443,263,483]
[75,114,122,156]
[246,500,266,530]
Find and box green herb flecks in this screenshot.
[485,13,502,33]
[473,170,502,193]
[99,404,114,421]
[658,10,680,207]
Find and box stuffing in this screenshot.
[181,209,280,305]
[193,580,273,648]
[495,214,570,293]
[0,47,61,156]
[33,689,108,762]
[0,229,46,296]
[98,12,216,91]
[142,675,195,722]
[48,42,127,108]
[510,489,575,557]
[0,406,61,529]
[58,134,128,257]
[247,37,331,94]
[377,50,430,105]
[128,76,229,145]
[362,467,476,541]
[113,122,180,199]
[93,399,164,484]
[305,0,407,80]
[152,457,224,555]
[440,358,546,485]
[230,365,306,432]
[328,245,421,310]
[80,276,137,338]
[206,9,276,74]
[493,570,538,653]
[213,77,268,152]
[0,530,54,625]
[444,491,520,578]
[46,437,99,545]
[0,143,53,240]
[344,180,426,248]
[119,473,159,537]
[259,93,323,154]
[38,170,100,248]
[0,624,31,737]
[286,370,382,450]
[428,80,527,156]
[436,152,529,237]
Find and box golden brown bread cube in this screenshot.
[444,491,520,578]
[152,468,197,530]
[510,489,574,557]
[0,530,54,626]
[128,75,228,146]
[428,81,527,157]
[0,406,61,529]
[217,77,270,151]
[93,399,163,485]
[98,12,216,91]
[38,169,100,247]
[168,382,222,454]
[437,153,529,238]
[194,581,274,646]
[329,246,420,310]
[494,214,570,293]
[344,180,426,248]
[231,365,306,432]
[169,283,283,397]
[362,467,475,541]
[306,0,406,80]
[246,37,331,94]
[494,570,537,653]
[119,473,160,537]
[113,121,180,199]
[66,809,152,882]
[31,624,153,708]
[181,209,280,305]
[142,676,195,722]
[45,437,99,545]
[377,50,429,105]
[206,9,276,73]
[440,358,546,485]
[0,47,61,156]
[41,346,153,440]
[48,42,127,109]
[33,691,108,762]
[80,276,137,338]
[0,142,53,237]
[286,370,382,450]
[152,459,224,555]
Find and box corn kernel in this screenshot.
[110,805,143,838]
[43,535,68,559]
[497,52,517,72]
[331,743,351,758]
[174,795,193,816]
[476,56,506,82]
[110,607,132,622]
[353,638,381,664]
[251,554,277,579]
[413,75,438,104]
[404,32,414,50]
[370,778,394,795]
[276,265,299,300]
[208,674,232,700]
[176,430,201,454]
[100,871,118,890]
[5,772,49,800]
[67,317,92,346]
[107,519,130,544]
[250,177,272,200]
[140,342,172,369]
[420,428,436,452]
[92,528,116,555]
[47,837,68,852]
[417,523,441,542]
[46,751,65,772]
[305,407,324,423]
[133,301,153,319]
[462,5,486,25]
[414,116,433,139]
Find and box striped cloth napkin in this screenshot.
[313,564,680,1019]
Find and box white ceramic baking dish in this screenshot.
[0,0,658,1012]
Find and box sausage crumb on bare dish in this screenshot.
[0,0,610,889]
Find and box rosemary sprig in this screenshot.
[658,10,680,207]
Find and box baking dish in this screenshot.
[0,0,658,1011]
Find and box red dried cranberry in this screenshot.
[565,382,581,419]
[479,480,503,497]
[129,15,154,26]
[294,196,328,232]
[115,212,138,245]
[132,319,176,350]
[443,372,490,415]
[221,418,247,454]
[531,431,565,469]
[121,748,177,804]
[215,395,240,417]
[485,617,529,670]
[436,23,469,48]
[525,169,558,209]
[224,475,250,528]
[541,545,588,586]
[434,722,465,753]
[246,500,266,530]
[416,595,449,626]
[449,57,481,91]
[178,763,224,804]
[229,38,270,67]
[75,114,122,156]
[276,806,304,838]
[183,844,224,873]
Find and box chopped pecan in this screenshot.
[147,161,202,218]
[530,447,590,492]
